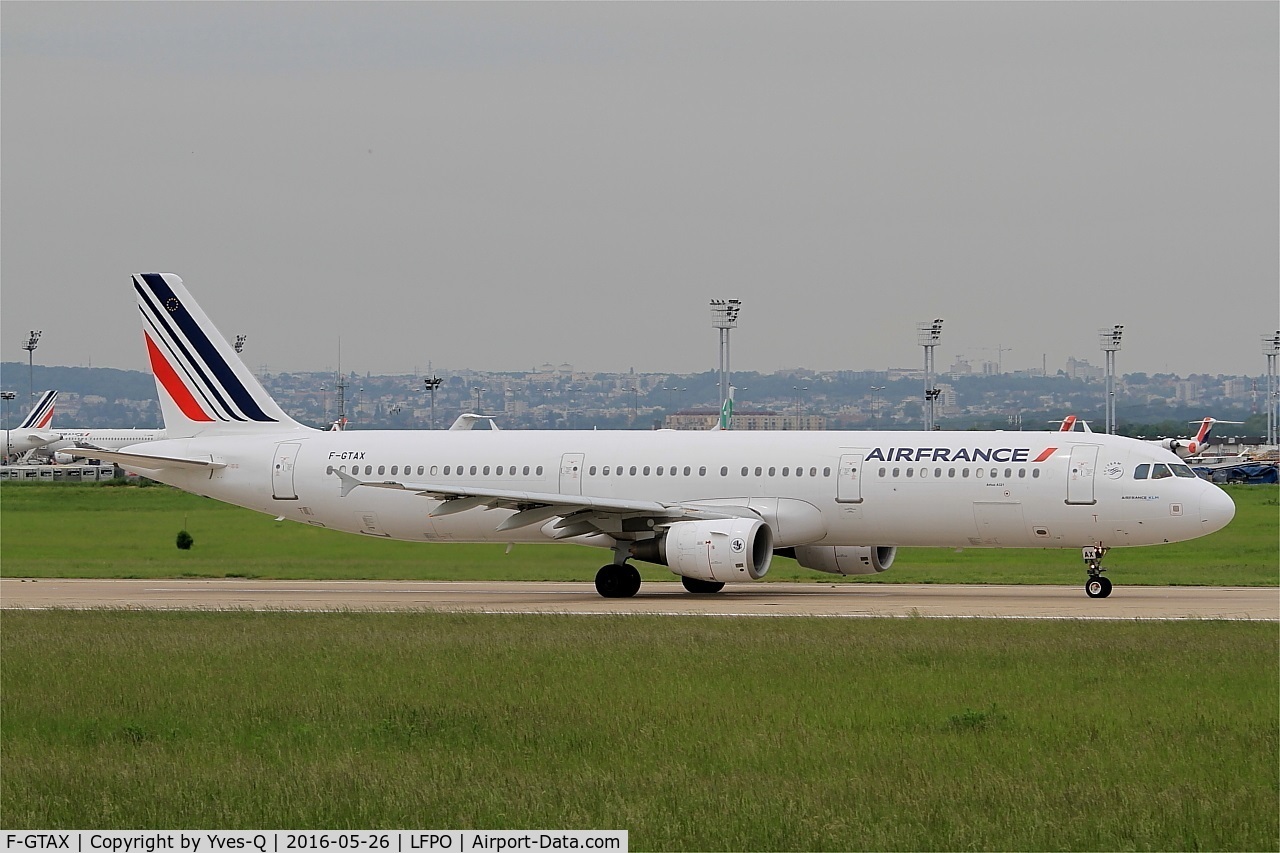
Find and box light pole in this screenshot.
[870,385,885,427]
[663,386,686,412]
[23,331,42,403]
[710,299,742,416]
[792,386,808,430]
[1263,331,1280,446]
[473,387,487,414]
[627,386,639,426]
[916,319,943,430]
[423,376,443,429]
[1098,325,1124,435]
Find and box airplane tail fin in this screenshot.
[133,273,308,438]
[18,390,57,430]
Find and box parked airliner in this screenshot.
[44,428,165,463]
[72,274,1236,600]
[3,390,61,459]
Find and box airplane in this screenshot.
[44,427,165,463]
[1055,415,1093,433]
[3,390,62,459]
[1153,418,1244,460]
[70,273,1236,601]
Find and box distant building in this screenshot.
[663,409,827,431]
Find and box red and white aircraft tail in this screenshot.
[134,273,308,438]
[17,390,57,430]
[1158,417,1244,459]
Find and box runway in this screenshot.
[2,578,1276,620]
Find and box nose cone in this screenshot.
[1200,485,1236,535]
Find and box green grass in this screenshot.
[2,613,1276,850]
[2,483,1276,585]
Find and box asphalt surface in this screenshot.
[2,578,1276,620]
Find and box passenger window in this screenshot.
[720,466,728,476]
[1018,469,1025,478]
[483,466,491,475]
[391,466,398,475]
[892,468,900,478]
[782,467,790,477]
[657,466,664,475]
[378,466,385,475]
[536,466,543,475]
[523,466,530,476]
[643,466,651,476]
[684,466,692,476]
[934,468,942,478]
[470,466,477,475]
[589,466,597,475]
[741,467,749,476]
[420,466,427,476]
[1004,468,1012,479]
[699,466,706,476]
[906,468,914,478]
[1151,464,1172,479]
[823,467,831,477]
[755,467,763,476]
[326,466,334,475]
[810,467,817,477]
[602,466,610,475]
[1032,469,1040,478]
[961,468,969,478]
[444,466,451,475]
[948,468,956,478]
[769,467,776,477]
[630,466,638,476]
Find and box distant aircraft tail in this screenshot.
[17,390,57,430]
[133,273,308,438]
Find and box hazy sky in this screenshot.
[2,2,1276,380]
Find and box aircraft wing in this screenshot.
[334,469,756,538]
[55,447,227,471]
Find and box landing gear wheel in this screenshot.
[1085,576,1113,599]
[595,565,642,598]
[681,576,725,594]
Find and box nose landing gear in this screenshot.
[1082,545,1113,598]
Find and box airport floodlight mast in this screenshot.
[1263,331,1280,446]
[916,319,943,430]
[870,385,885,426]
[423,376,443,429]
[23,330,41,403]
[1098,325,1124,435]
[710,299,742,423]
[473,387,487,415]
[1,390,14,433]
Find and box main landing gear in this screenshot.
[595,564,641,598]
[1082,545,1113,598]
[681,576,725,594]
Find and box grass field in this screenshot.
[2,612,1276,850]
[1,483,1275,586]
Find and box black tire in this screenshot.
[596,565,642,599]
[1097,576,1113,598]
[1086,577,1109,598]
[681,576,726,594]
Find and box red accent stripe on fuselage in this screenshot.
[1032,447,1057,462]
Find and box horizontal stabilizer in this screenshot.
[55,447,227,471]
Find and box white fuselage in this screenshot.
[124,427,1234,554]
[46,429,165,459]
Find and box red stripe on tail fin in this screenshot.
[145,332,214,422]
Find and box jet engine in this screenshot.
[1158,438,1198,459]
[631,518,773,582]
[781,545,897,576]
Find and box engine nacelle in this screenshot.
[785,545,897,576]
[631,518,773,583]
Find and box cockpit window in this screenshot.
[1134,464,1149,480]
[1171,464,1197,478]
[1151,464,1172,479]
